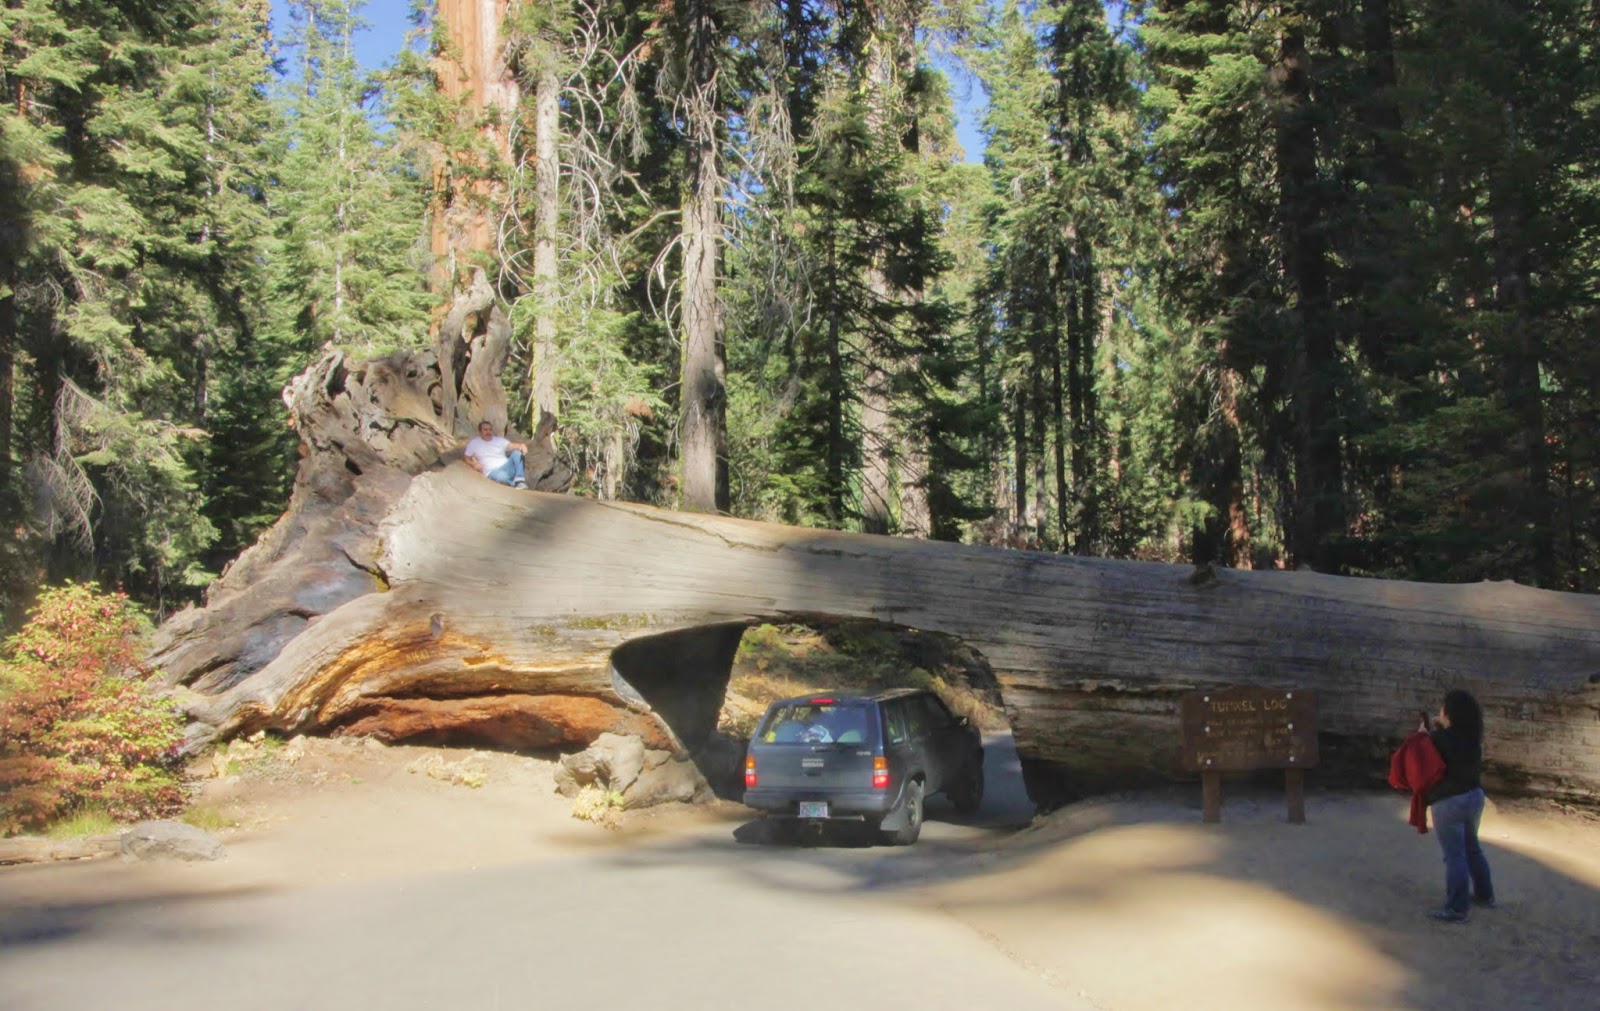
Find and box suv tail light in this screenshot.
[872,756,888,789]
[745,755,757,788]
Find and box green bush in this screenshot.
[0,584,185,835]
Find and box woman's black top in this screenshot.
[1428,726,1483,804]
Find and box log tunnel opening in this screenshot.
[609,618,1013,801]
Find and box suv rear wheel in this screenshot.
[882,779,924,846]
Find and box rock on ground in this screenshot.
[554,734,710,810]
[119,821,226,862]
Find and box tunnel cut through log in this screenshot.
[610,623,748,754]
[604,618,1012,798]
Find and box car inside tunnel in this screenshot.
[607,617,1016,807]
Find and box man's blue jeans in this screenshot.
[1431,787,1494,914]
[486,450,526,487]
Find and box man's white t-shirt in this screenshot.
[465,435,511,473]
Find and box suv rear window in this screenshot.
[757,701,876,745]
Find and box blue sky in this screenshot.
[267,0,988,162]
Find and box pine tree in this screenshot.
[974,0,1146,553]
[0,0,286,609]
[269,0,433,363]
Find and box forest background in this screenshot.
[2,0,1597,629]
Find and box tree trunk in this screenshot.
[859,304,894,535]
[1052,292,1070,551]
[1073,261,1100,555]
[1276,26,1343,572]
[530,64,560,423]
[891,5,930,540]
[430,0,519,267]
[1012,393,1027,533]
[825,220,847,525]
[858,28,898,537]
[897,440,931,539]
[1030,332,1048,543]
[153,348,1600,809]
[678,0,727,514]
[1492,106,1554,588]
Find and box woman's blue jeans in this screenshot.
[1431,788,1494,914]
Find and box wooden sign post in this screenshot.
[1180,687,1319,824]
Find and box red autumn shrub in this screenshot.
[0,583,185,835]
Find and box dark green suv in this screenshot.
[742,688,984,845]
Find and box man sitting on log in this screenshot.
[463,420,530,489]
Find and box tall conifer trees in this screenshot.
[4,0,1600,619]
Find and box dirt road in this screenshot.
[3,733,1597,1011]
[0,735,1093,1011]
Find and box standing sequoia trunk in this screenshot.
[430,0,518,266]
[857,19,901,537]
[153,348,1600,808]
[678,0,728,514]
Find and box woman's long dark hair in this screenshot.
[1443,689,1485,753]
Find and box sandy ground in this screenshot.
[927,787,1600,1011]
[2,737,1597,1011]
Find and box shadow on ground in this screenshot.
[601,763,1600,1011]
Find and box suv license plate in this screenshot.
[798,802,829,819]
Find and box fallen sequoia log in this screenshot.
[0,835,120,866]
[153,352,1600,807]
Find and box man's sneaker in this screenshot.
[1472,897,1498,910]
[513,479,527,489]
[1428,908,1470,924]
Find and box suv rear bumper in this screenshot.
[743,788,894,820]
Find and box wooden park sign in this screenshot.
[1180,687,1319,824]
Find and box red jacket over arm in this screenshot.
[1389,731,1447,833]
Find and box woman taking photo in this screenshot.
[1424,689,1497,922]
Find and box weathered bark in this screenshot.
[426,0,521,474]
[435,267,513,436]
[890,6,930,541]
[678,0,728,514]
[897,440,931,539]
[430,0,518,268]
[150,336,569,702]
[859,357,894,535]
[858,28,897,537]
[154,348,1600,808]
